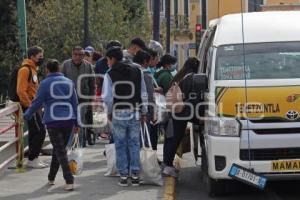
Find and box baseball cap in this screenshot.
[84,46,95,54]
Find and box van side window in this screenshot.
[199,27,216,74]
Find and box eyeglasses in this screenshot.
[73,53,84,56]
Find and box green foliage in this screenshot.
[27,0,151,61]
[0,0,19,99]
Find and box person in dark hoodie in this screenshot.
[102,47,148,187]
[154,54,177,95]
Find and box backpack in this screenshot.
[8,65,32,102]
[166,82,184,113]
[166,73,207,114]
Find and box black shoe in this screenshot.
[88,140,95,145]
[118,176,129,187]
[131,176,140,187]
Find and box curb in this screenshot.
[164,176,176,200]
[163,156,182,200]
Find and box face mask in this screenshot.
[36,58,44,66]
[171,64,177,71]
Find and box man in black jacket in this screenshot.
[102,47,148,187]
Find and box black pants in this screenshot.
[27,112,46,161]
[148,122,158,151]
[47,127,74,184]
[163,119,188,166]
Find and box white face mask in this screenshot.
[171,64,177,71]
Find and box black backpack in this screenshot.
[8,65,33,102]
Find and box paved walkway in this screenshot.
[0,141,164,200]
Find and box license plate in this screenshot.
[229,164,267,190]
[272,160,300,172]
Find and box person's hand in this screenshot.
[140,115,147,123]
[154,87,163,94]
[73,126,79,134]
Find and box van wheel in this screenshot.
[201,153,226,196]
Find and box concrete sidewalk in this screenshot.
[0,141,164,200]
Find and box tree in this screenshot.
[27,0,151,62]
[0,0,19,101]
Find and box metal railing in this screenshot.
[0,103,26,174]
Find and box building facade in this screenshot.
[147,0,201,68]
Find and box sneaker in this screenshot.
[118,176,129,187]
[37,158,48,167]
[162,166,178,178]
[48,180,55,186]
[27,159,47,169]
[64,184,74,191]
[131,176,140,187]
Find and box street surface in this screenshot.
[0,141,164,200]
[176,153,300,200]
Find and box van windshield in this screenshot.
[215,42,300,80]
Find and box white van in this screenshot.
[194,11,300,196]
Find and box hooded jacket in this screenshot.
[17,59,39,108]
[154,69,173,95]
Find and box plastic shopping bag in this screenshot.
[104,143,119,177]
[67,133,84,175]
[154,93,169,124]
[93,108,110,134]
[140,123,163,186]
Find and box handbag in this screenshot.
[139,122,163,186]
[67,133,84,175]
[104,143,119,177]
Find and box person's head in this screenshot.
[128,37,146,55]
[92,51,102,64]
[45,59,60,75]
[106,47,123,67]
[148,40,163,58]
[84,46,94,63]
[72,46,84,65]
[27,46,44,66]
[133,50,151,68]
[106,40,122,50]
[157,54,177,70]
[171,57,200,84]
[147,48,159,68]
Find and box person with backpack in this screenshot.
[162,57,200,177]
[9,46,47,169]
[102,47,148,187]
[24,59,78,191]
[154,54,177,95]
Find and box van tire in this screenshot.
[201,152,226,196]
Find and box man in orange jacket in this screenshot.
[17,46,47,168]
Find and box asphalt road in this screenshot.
[176,158,300,200]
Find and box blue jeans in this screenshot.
[112,111,141,176]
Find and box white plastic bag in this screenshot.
[154,93,168,124]
[104,143,119,177]
[140,123,163,186]
[93,109,110,134]
[67,134,83,175]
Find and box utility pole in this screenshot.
[201,0,207,29]
[153,0,160,42]
[17,0,27,59]
[83,0,90,47]
[165,0,171,53]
